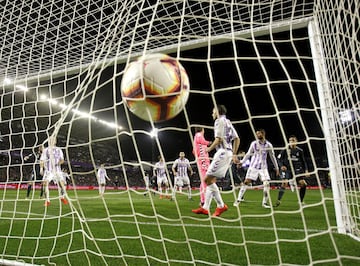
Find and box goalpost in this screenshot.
[0,0,359,265]
[310,1,360,239]
[308,20,354,237]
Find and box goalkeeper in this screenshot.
[192,127,211,207]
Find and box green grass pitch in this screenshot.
[0,188,359,265]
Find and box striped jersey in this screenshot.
[172,158,191,177]
[154,161,166,177]
[40,146,64,172]
[242,140,279,170]
[214,115,239,151]
[97,168,108,179]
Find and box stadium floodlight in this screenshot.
[15,84,28,91]
[3,77,12,85]
[42,94,123,130]
[40,94,47,100]
[2,77,28,91]
[98,119,122,130]
[339,110,353,124]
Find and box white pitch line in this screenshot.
[1,210,334,234]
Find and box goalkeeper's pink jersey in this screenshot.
[193,131,210,175]
[193,132,210,160]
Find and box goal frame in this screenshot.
[308,20,355,237]
[4,15,356,239]
[9,17,313,85]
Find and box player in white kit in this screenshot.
[172,152,193,200]
[143,171,150,196]
[40,136,68,207]
[97,164,110,196]
[153,156,170,199]
[233,129,279,208]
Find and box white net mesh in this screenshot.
[0,0,359,265]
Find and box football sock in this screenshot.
[278,187,285,201]
[40,184,44,197]
[237,184,248,201]
[61,184,66,196]
[289,179,296,192]
[26,184,32,197]
[207,183,224,208]
[45,185,50,201]
[263,182,270,204]
[187,185,192,198]
[300,186,306,202]
[200,181,206,204]
[60,185,64,196]
[172,185,177,198]
[203,187,213,210]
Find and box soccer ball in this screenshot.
[121,53,190,122]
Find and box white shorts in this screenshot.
[157,175,168,186]
[206,148,233,178]
[98,176,107,185]
[175,176,190,186]
[43,171,62,183]
[245,167,270,182]
[60,176,68,184]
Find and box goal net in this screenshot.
[1,0,359,265]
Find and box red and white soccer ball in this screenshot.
[121,53,190,122]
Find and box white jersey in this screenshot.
[214,115,239,151]
[206,115,239,178]
[40,146,64,173]
[242,140,279,170]
[154,161,167,178]
[172,158,190,177]
[154,161,168,185]
[40,146,64,183]
[97,168,109,184]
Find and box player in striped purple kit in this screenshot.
[233,129,279,208]
[153,156,170,199]
[40,136,68,207]
[172,151,194,200]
